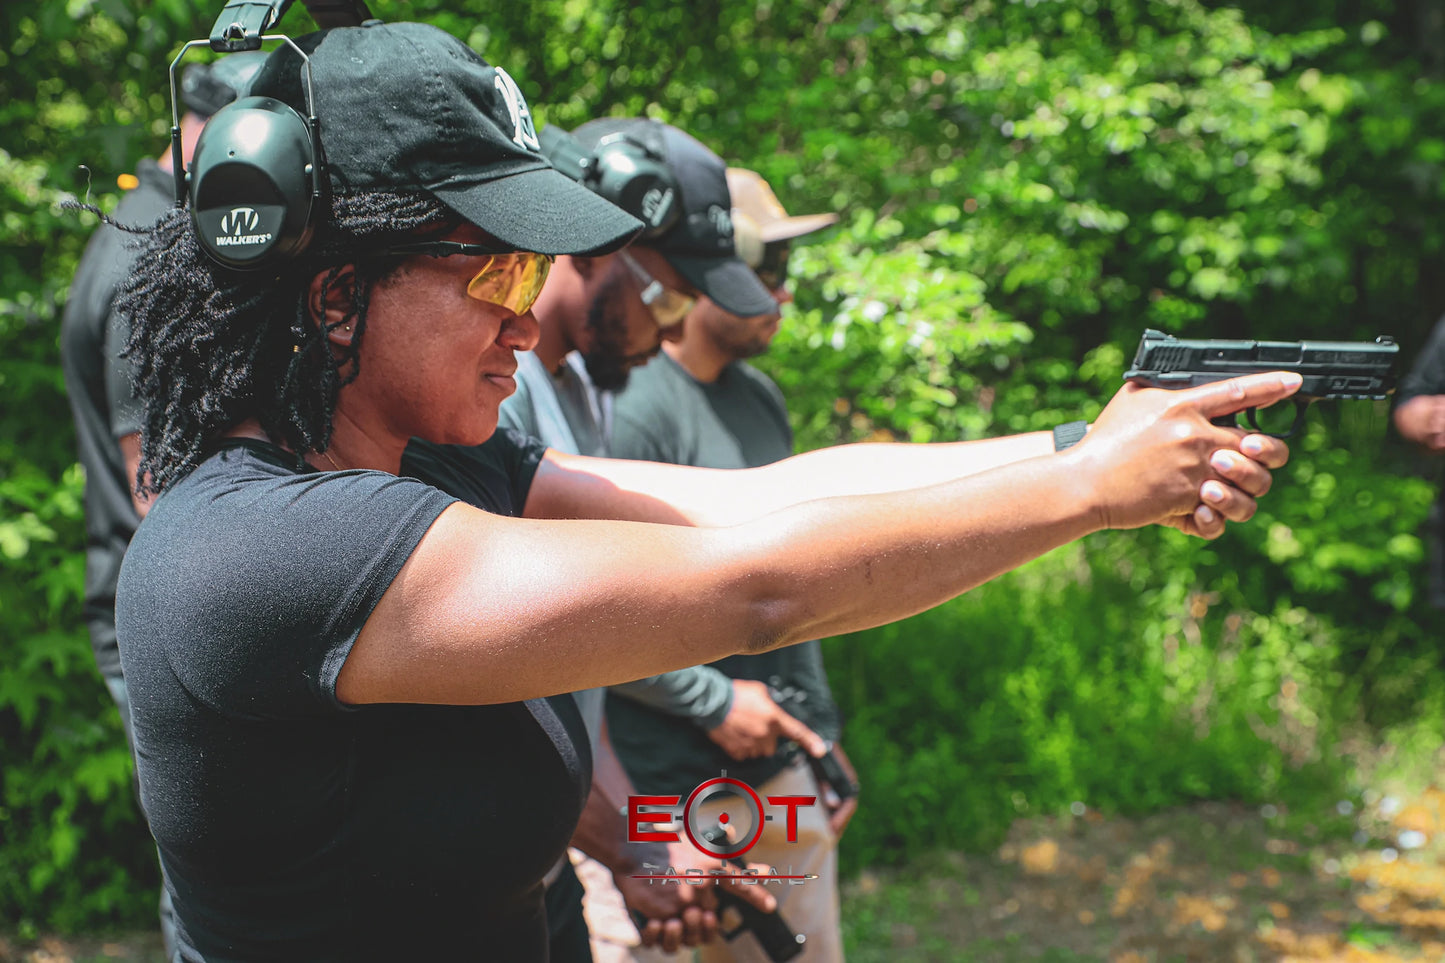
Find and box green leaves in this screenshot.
[4,0,1445,929]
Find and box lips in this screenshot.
[484,359,518,394]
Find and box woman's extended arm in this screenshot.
[525,431,1058,526]
[335,373,1297,707]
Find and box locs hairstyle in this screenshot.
[114,189,460,494]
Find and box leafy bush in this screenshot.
[3,0,1444,929]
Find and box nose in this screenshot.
[502,309,542,352]
[772,283,793,307]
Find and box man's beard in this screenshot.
[580,274,654,392]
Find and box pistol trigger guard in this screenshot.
[1241,401,1306,439]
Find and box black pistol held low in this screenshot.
[1124,329,1399,438]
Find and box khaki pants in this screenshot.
[575,760,843,963]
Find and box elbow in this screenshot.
[738,595,810,655]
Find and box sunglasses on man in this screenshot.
[380,240,554,315]
[618,250,696,327]
[755,241,791,293]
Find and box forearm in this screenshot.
[733,450,1097,647]
[529,431,1054,527]
[611,665,734,729]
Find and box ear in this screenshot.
[307,264,359,347]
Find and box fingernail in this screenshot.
[1281,372,1303,388]
[1196,504,1217,524]
[1201,481,1226,503]
[1241,436,1263,455]
[1210,451,1236,472]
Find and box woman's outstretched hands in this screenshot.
[1068,372,1301,539]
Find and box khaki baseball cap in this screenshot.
[726,168,838,269]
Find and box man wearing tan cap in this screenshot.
[607,170,853,962]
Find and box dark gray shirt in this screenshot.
[497,349,735,743]
[59,159,171,680]
[607,350,842,793]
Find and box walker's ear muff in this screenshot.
[183,93,323,270]
[539,124,680,240]
[168,3,331,270]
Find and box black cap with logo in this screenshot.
[244,21,643,257]
[554,118,778,317]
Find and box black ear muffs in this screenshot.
[187,95,321,270]
[585,132,679,239]
[540,124,680,240]
[169,16,327,272]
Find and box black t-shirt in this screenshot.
[118,433,589,962]
[607,353,842,793]
[59,159,172,680]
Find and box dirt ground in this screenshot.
[842,791,1445,962]
[5,790,1445,962]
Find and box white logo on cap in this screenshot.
[707,204,733,238]
[494,67,541,152]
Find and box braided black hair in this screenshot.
[113,189,459,493]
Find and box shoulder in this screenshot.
[610,358,696,462]
[403,430,547,517]
[731,361,784,403]
[134,443,454,580]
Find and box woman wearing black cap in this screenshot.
[114,20,1297,963]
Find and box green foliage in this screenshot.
[3,0,1444,931]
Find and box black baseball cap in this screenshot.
[568,119,778,317]
[245,21,643,257]
[181,52,268,118]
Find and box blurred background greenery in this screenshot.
[2,0,1443,938]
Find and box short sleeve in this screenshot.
[118,448,458,720]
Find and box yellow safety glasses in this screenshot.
[382,240,553,315]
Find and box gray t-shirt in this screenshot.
[607,351,843,793]
[59,158,172,680]
[496,350,735,753]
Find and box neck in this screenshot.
[531,313,570,374]
[226,408,406,476]
[664,333,732,383]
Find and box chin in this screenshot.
[427,413,500,448]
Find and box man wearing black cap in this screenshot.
[606,170,848,962]
[500,120,828,960]
[59,51,265,956]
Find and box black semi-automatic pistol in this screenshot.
[1123,328,1399,437]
